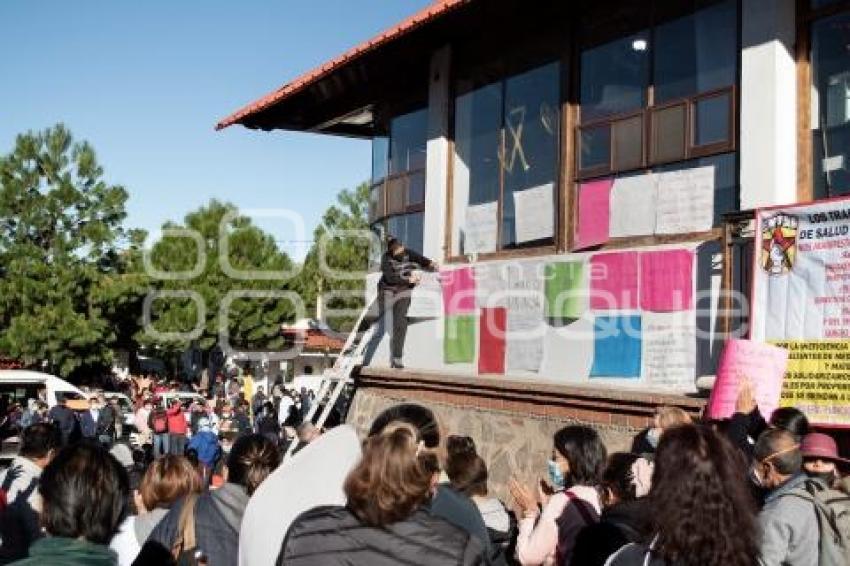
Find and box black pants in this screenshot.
[379,289,411,364]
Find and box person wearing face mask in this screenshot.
[800,432,849,486]
[377,236,438,369]
[752,429,819,566]
[509,425,606,566]
[571,453,653,566]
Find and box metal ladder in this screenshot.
[282,297,376,460]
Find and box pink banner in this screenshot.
[589,252,638,310]
[574,178,612,250]
[441,267,476,315]
[640,250,693,312]
[707,339,789,420]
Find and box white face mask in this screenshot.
[646,428,662,449]
[749,465,765,488]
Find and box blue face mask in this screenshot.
[548,459,566,490]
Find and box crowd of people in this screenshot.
[0,369,847,565]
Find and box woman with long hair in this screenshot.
[510,425,607,565]
[607,425,759,566]
[279,422,487,565]
[110,455,202,565]
[141,434,280,566]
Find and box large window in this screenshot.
[812,11,850,198]
[369,108,428,253]
[452,62,560,256]
[577,0,737,178]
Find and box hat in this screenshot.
[801,433,850,467]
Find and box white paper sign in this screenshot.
[503,262,545,372]
[463,201,498,254]
[641,311,697,392]
[408,271,441,318]
[655,166,715,235]
[513,183,554,243]
[609,175,657,237]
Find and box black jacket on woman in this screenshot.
[278,505,487,566]
[570,498,651,566]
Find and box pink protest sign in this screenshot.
[574,178,612,250]
[441,267,476,315]
[639,249,693,311]
[589,252,638,310]
[707,339,789,420]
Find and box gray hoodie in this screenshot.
[757,473,818,566]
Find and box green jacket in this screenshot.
[11,537,116,566]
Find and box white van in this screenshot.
[0,370,87,409]
[0,370,88,463]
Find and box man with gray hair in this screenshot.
[753,428,818,566]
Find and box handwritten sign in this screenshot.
[513,182,555,243]
[655,166,714,235]
[609,174,656,238]
[504,263,545,372]
[408,271,441,318]
[464,201,498,254]
[642,311,697,392]
[706,339,789,420]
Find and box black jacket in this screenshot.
[278,505,487,566]
[570,499,651,566]
[379,249,434,292]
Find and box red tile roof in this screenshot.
[215,0,468,131]
[282,328,345,352]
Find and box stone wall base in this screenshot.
[348,387,646,503]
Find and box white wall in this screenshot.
[739,0,798,210]
[422,45,452,261]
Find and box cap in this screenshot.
[800,432,850,466]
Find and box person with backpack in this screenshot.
[753,428,824,566]
[509,425,606,566]
[570,452,653,566]
[187,417,221,486]
[95,394,117,447]
[148,400,170,458]
[801,432,850,488]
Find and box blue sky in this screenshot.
[0,0,431,260]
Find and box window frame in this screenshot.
[800,0,850,201]
[368,107,428,227]
[575,0,739,179]
[448,61,563,260]
[576,86,736,180]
